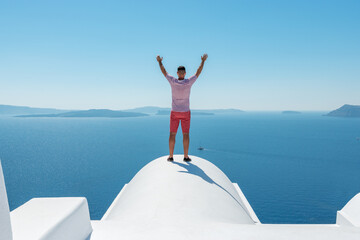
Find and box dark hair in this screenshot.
[177,66,186,72]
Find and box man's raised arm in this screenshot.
[157,55,167,77]
[195,53,208,78]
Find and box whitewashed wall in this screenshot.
[0,159,13,240]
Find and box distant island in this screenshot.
[325,104,360,118]
[1,104,244,117]
[122,106,170,115]
[0,104,69,116]
[282,111,301,114]
[15,109,148,118]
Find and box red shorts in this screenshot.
[170,110,191,133]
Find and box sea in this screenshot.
[0,112,359,224]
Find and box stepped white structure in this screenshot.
[1,155,360,239]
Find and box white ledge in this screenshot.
[10,197,92,240]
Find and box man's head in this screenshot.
[177,66,186,79]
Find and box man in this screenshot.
[156,54,208,162]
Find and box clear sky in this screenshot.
[0,0,359,111]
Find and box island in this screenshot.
[0,104,69,116]
[15,109,148,118]
[325,104,360,118]
[122,106,171,115]
[2,104,243,117]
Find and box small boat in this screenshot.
[198,146,204,150]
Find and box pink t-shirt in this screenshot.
[166,73,198,112]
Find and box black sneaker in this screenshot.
[167,156,174,162]
[183,156,191,162]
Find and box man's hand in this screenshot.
[157,55,167,77]
[157,55,163,62]
[196,53,208,77]
[201,53,208,62]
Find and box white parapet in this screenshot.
[0,159,13,240]
[337,193,360,227]
[10,197,93,240]
[233,183,261,224]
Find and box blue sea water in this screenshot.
[0,112,359,224]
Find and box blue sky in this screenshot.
[0,0,359,111]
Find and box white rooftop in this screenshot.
[1,155,360,239]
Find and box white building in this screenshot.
[1,155,360,239]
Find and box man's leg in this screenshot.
[183,132,189,158]
[181,111,191,158]
[169,132,176,157]
[169,111,179,158]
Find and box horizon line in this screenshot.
[0,103,342,112]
